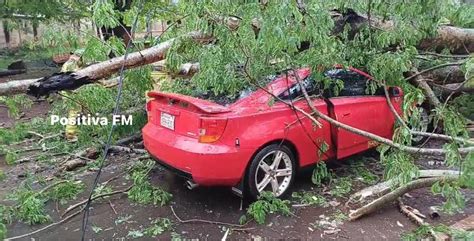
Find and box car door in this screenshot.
[276,75,335,166]
[325,69,400,159]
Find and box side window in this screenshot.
[278,76,318,101]
[324,69,371,97]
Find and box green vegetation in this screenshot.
[8,187,51,225]
[402,224,474,241]
[0,169,6,181]
[127,160,172,206]
[0,0,473,238]
[49,180,85,205]
[329,176,353,197]
[292,191,328,207]
[243,191,292,225]
[350,160,379,185]
[127,230,144,239]
[311,162,331,186]
[3,179,84,225]
[144,218,173,237]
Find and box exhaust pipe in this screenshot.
[185,180,199,190]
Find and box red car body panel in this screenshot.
[142,67,403,187]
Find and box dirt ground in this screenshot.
[1,148,472,241]
[1,64,472,240]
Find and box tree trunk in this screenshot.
[348,176,458,220]
[3,20,10,45]
[332,10,474,54]
[0,31,207,96]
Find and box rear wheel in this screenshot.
[246,144,296,199]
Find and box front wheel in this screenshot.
[411,106,431,145]
[246,144,296,199]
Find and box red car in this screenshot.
[142,67,403,199]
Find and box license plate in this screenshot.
[160,112,175,130]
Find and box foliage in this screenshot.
[350,161,379,185]
[329,176,353,197]
[92,0,120,29]
[0,222,5,240]
[0,95,33,119]
[92,225,103,234]
[402,224,474,241]
[0,205,15,225]
[144,218,173,237]
[0,0,88,22]
[127,160,172,206]
[244,191,291,225]
[115,214,133,225]
[8,186,51,225]
[48,180,85,204]
[2,178,84,225]
[431,181,465,213]
[0,169,5,181]
[311,162,330,185]
[292,191,327,207]
[127,230,144,239]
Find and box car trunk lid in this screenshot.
[146,91,230,141]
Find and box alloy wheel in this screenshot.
[254,150,293,197]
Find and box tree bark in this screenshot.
[333,10,474,54]
[408,71,442,107]
[348,176,458,221]
[349,170,461,202]
[0,31,207,96]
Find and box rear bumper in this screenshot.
[142,123,254,186]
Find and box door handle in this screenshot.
[343,113,350,117]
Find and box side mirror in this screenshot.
[388,87,401,97]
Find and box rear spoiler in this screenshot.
[147,91,231,114]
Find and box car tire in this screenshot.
[246,144,296,200]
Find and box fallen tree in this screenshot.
[0,31,208,96]
[348,176,458,221]
[349,170,461,203]
[331,10,474,54]
[0,9,472,97]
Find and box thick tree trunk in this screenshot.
[348,176,458,220]
[428,65,466,84]
[333,10,474,54]
[0,31,207,96]
[418,26,474,55]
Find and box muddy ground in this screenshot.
[1,147,472,241]
[0,63,472,240]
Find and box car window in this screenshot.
[278,76,318,101]
[323,69,381,97]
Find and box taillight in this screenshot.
[198,118,227,143]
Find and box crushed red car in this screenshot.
[142,67,403,199]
